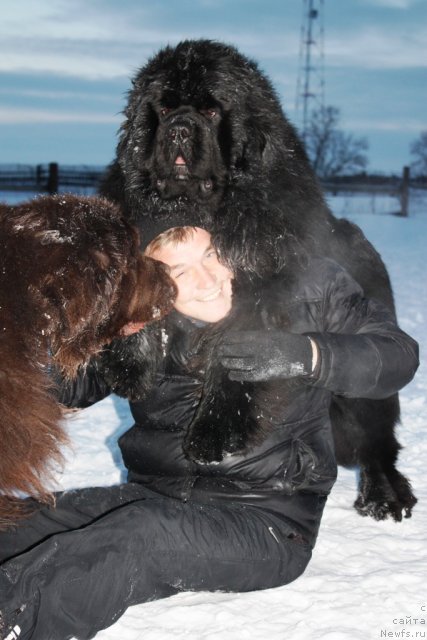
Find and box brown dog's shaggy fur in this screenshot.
[0,194,176,528]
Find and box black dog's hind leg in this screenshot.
[331,395,416,521]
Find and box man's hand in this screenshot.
[218,330,317,382]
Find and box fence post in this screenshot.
[399,165,410,217]
[47,162,59,194]
[36,164,43,188]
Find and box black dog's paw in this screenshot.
[353,494,416,522]
[354,495,402,521]
[388,469,417,519]
[354,468,417,522]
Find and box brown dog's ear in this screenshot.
[89,248,111,270]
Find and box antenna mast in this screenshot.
[296,0,325,142]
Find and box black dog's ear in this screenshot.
[256,130,269,159]
[260,132,277,165]
[229,123,269,176]
[247,124,268,161]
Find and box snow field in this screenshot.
[2,190,426,639]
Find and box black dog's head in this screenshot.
[147,101,227,203]
[102,39,325,278]
[113,39,292,212]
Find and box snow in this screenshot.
[2,189,427,639]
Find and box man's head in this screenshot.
[145,226,233,323]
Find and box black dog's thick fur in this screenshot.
[181,272,306,465]
[101,39,416,521]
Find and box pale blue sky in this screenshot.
[1,0,426,173]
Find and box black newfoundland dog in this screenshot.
[101,39,416,521]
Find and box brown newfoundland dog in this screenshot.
[100,39,416,522]
[0,194,175,527]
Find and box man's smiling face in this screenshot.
[149,227,233,323]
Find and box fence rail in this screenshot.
[0,163,106,194]
[1,163,425,216]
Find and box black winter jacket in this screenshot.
[60,258,418,546]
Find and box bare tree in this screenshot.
[410,130,427,176]
[304,105,369,179]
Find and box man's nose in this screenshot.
[196,266,217,289]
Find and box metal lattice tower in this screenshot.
[295,0,325,142]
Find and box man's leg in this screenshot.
[0,495,311,640]
[0,483,149,563]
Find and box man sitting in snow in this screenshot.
[0,224,418,640]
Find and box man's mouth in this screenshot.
[197,289,221,302]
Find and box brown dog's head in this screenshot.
[2,194,176,375]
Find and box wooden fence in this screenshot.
[1,163,425,217]
[0,163,106,194]
[322,166,414,217]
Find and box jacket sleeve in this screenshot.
[305,261,419,399]
[53,359,111,408]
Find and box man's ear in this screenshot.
[119,321,146,336]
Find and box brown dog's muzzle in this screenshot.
[127,255,177,325]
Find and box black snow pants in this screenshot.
[0,483,312,640]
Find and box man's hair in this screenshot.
[144,226,197,257]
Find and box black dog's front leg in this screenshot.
[183,282,273,464]
[183,368,259,464]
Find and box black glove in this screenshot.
[218,330,314,382]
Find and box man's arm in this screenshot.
[304,266,419,398]
[218,260,419,399]
[52,358,111,409]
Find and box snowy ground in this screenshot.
[2,190,427,639]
